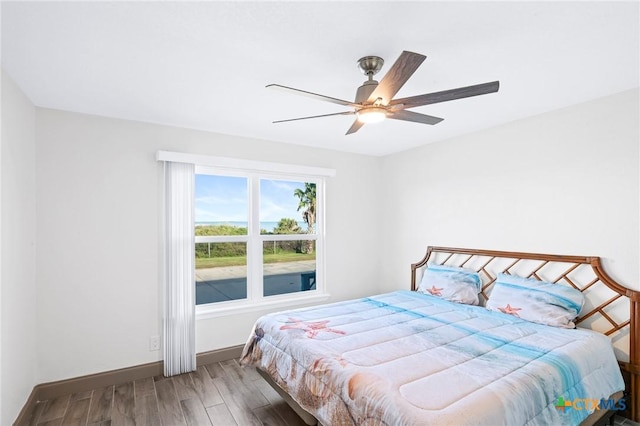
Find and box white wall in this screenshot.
[380,89,639,293]
[1,70,37,425]
[35,109,382,383]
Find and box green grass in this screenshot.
[195,256,247,269]
[195,252,315,269]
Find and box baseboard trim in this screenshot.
[14,345,244,426]
[195,345,244,366]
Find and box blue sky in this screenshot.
[195,175,306,223]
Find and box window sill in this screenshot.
[196,292,332,320]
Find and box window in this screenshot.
[195,174,249,304]
[155,151,333,318]
[157,151,333,317]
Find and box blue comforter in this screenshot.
[241,290,624,425]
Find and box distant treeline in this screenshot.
[195,219,314,259]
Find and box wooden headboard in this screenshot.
[411,246,640,421]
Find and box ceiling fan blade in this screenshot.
[366,51,426,105]
[346,119,365,135]
[390,81,500,108]
[388,110,444,125]
[273,111,355,124]
[267,84,358,107]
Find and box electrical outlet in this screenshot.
[149,335,160,351]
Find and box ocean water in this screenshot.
[195,221,307,233]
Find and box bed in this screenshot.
[240,246,639,425]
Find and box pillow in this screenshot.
[417,264,482,305]
[486,273,585,328]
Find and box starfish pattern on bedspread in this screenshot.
[280,317,347,338]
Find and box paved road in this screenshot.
[196,261,316,305]
[195,260,316,280]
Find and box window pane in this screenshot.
[263,240,316,296]
[260,180,316,235]
[195,242,247,304]
[195,174,248,235]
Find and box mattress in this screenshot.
[240,290,625,425]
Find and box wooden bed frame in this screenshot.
[411,246,640,423]
[254,246,639,425]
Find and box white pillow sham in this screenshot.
[417,264,482,305]
[486,273,585,328]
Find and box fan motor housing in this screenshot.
[355,56,384,103]
[355,81,378,103]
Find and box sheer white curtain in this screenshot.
[163,161,196,376]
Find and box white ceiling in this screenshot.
[2,1,638,156]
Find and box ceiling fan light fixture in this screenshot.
[268,51,499,135]
[356,107,387,124]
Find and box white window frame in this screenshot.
[157,151,334,319]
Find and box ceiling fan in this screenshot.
[268,50,499,135]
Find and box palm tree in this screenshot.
[294,183,316,253]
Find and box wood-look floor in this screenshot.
[24,359,308,426]
[22,358,640,426]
